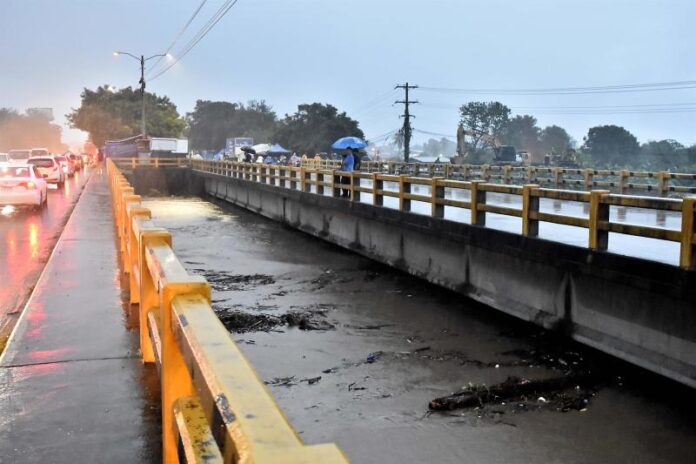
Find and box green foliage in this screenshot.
[0,108,66,152]
[186,99,277,150]
[419,137,457,157]
[582,125,640,167]
[66,85,185,146]
[458,101,510,151]
[274,103,364,155]
[500,115,541,155]
[540,125,575,155]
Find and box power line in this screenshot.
[150,0,241,81]
[420,80,696,95]
[147,0,209,77]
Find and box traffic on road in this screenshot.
[0,153,92,350]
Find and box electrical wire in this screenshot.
[147,0,209,77]
[420,80,696,95]
[150,0,241,81]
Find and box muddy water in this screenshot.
[144,197,696,464]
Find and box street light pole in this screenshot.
[113,51,169,136]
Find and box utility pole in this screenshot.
[113,51,169,136]
[395,82,418,162]
[139,55,146,135]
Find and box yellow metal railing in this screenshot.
[185,159,696,270]
[106,159,349,464]
[110,157,696,195]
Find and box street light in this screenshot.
[113,51,171,135]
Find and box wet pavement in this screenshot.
[146,195,696,464]
[0,166,161,463]
[0,167,91,350]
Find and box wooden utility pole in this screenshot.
[395,82,418,162]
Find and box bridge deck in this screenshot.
[0,166,161,463]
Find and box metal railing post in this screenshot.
[680,197,696,269]
[431,177,444,218]
[522,184,540,237]
[469,180,486,226]
[589,190,610,250]
[372,173,383,206]
[399,175,411,211]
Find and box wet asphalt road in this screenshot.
[0,167,91,348]
[145,196,696,464]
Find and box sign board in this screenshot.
[225,137,253,154]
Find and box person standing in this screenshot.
[341,148,354,198]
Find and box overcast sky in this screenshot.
[1,0,695,150]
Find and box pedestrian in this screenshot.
[340,148,354,198]
[290,152,300,167]
[264,154,274,164]
[352,148,361,171]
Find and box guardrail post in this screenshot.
[128,208,151,305]
[470,180,486,225]
[131,158,136,169]
[302,167,311,192]
[619,169,629,194]
[503,165,512,184]
[388,161,395,174]
[160,279,211,464]
[657,171,669,196]
[680,197,696,269]
[481,164,490,182]
[351,172,360,202]
[290,168,298,190]
[399,175,411,211]
[331,171,340,197]
[431,177,444,218]
[138,231,172,363]
[462,164,470,181]
[522,184,540,236]
[589,190,610,250]
[317,172,324,195]
[278,166,285,188]
[554,167,562,188]
[584,169,594,190]
[372,173,383,206]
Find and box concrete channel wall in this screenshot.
[132,168,696,389]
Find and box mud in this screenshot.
[144,197,696,464]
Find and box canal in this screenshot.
[144,195,695,464]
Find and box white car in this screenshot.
[54,154,75,176]
[0,163,48,208]
[27,156,65,187]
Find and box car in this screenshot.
[68,153,83,170]
[0,163,48,209]
[54,154,75,176]
[30,148,50,157]
[7,148,32,163]
[27,156,65,187]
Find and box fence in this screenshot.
[171,159,695,270]
[106,159,349,464]
[300,160,696,196]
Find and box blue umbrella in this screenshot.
[331,136,368,150]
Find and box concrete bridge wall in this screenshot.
[134,168,696,388]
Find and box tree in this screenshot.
[582,125,639,166]
[540,125,574,155]
[67,85,185,146]
[0,108,67,152]
[185,99,277,151]
[274,103,364,155]
[420,137,456,157]
[500,115,541,155]
[458,101,511,154]
[639,139,685,169]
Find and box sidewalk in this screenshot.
[0,165,161,463]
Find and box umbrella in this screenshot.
[268,143,291,154]
[331,136,368,150]
[241,146,256,155]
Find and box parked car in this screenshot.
[27,156,65,187]
[54,155,75,176]
[7,148,32,163]
[0,163,48,208]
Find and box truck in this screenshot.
[104,135,188,158]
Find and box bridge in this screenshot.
[1,159,694,463]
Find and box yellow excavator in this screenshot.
[454,125,526,165]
